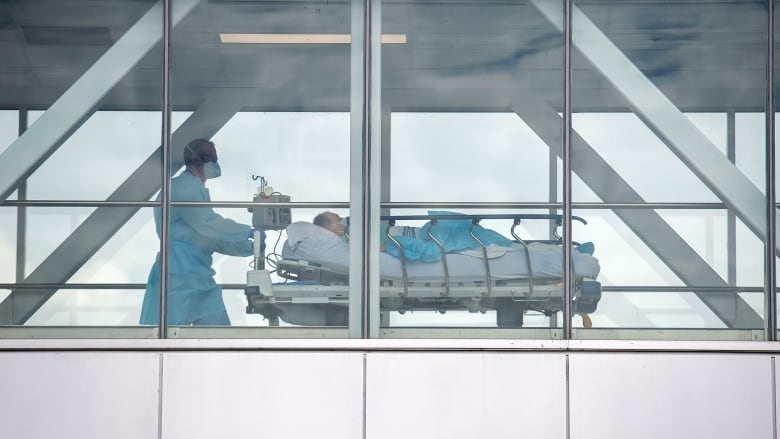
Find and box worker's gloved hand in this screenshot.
[249,227,266,239]
[249,227,267,251]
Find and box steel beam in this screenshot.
[386,83,763,327]
[0,0,201,203]
[516,101,763,328]
[0,92,244,325]
[531,0,778,250]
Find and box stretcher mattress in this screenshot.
[282,222,600,282]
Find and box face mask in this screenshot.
[338,217,349,240]
[203,161,221,179]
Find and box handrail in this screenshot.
[0,283,768,293]
[4,200,769,210]
[379,213,587,225]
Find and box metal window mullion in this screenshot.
[361,0,372,338]
[562,0,573,340]
[367,0,382,339]
[13,108,28,324]
[159,0,173,339]
[727,111,736,287]
[766,0,777,341]
[349,0,367,339]
[549,121,558,241]
[356,0,383,339]
[348,0,381,339]
[16,109,27,287]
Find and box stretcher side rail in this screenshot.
[245,258,602,324]
[381,213,583,304]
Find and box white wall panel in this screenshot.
[0,352,160,439]
[0,347,776,439]
[569,353,774,439]
[365,352,567,439]
[161,352,364,439]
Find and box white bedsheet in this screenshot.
[281,222,600,282]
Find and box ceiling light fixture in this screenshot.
[220,33,406,44]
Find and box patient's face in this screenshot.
[325,213,346,237]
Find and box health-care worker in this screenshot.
[140,138,263,326]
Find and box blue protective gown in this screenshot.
[140,171,252,326]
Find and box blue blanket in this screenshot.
[384,211,512,262]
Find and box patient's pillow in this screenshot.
[286,221,342,246]
[283,221,350,267]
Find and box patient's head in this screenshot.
[313,211,346,237]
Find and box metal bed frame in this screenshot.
[245,214,602,327]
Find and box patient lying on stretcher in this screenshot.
[252,213,602,327]
[312,211,595,263]
[313,211,422,250]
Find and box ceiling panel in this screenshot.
[0,0,769,111]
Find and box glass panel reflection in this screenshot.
[168,0,352,334]
[775,0,780,339]
[0,1,162,334]
[0,207,18,287]
[0,112,19,285]
[379,0,564,335]
[0,206,156,327]
[571,0,767,337]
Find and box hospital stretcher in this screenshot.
[244,214,602,327]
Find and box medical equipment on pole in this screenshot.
[249,175,292,231]
[246,176,291,322]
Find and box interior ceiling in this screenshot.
[0,0,770,112]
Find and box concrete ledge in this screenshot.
[0,329,780,353]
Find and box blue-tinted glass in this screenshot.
[572,0,767,338]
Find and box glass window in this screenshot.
[0,1,162,335]
[571,0,767,339]
[775,0,780,339]
[379,0,564,337]
[1,0,776,342]
[163,0,353,336]
[0,111,19,287]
